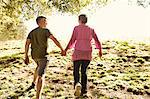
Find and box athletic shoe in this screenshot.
[74,83,82,97]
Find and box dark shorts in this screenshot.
[34,58,48,76]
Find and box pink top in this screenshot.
[66,24,102,61]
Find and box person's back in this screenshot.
[25,16,64,99]
[28,27,51,59]
[74,25,93,51]
[64,14,102,97]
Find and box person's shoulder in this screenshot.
[44,28,50,31]
[37,27,50,33]
[43,28,51,33]
[85,25,94,31]
[74,25,81,30]
[74,25,79,28]
[30,27,39,33]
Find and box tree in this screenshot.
[1,0,149,20]
[0,0,96,40]
[0,0,50,40]
[128,0,150,8]
[0,0,149,40]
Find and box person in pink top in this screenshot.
[63,14,102,97]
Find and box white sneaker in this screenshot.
[74,83,82,97]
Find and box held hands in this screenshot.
[61,50,66,56]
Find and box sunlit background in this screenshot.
[25,0,150,43]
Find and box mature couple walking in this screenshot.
[24,14,102,99]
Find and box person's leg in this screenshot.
[36,76,43,99]
[36,58,48,99]
[73,60,81,89]
[81,60,90,95]
[73,60,82,97]
[26,62,39,91]
[33,66,38,83]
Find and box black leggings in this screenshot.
[73,60,90,93]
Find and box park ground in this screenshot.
[0,40,150,99]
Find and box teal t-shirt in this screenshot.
[27,27,52,59]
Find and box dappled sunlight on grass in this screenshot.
[0,40,150,98]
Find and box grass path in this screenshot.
[0,40,150,99]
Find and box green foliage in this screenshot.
[0,0,149,40]
[47,0,93,13]
[0,0,95,40]
[0,0,111,20]
[1,0,51,19]
[0,14,26,40]
[0,0,52,40]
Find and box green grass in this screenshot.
[0,40,150,99]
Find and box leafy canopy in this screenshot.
[0,0,149,40]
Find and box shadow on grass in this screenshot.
[7,86,34,99]
[0,52,24,71]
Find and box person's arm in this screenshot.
[92,30,102,57]
[24,39,31,65]
[65,27,76,52]
[49,35,63,51]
